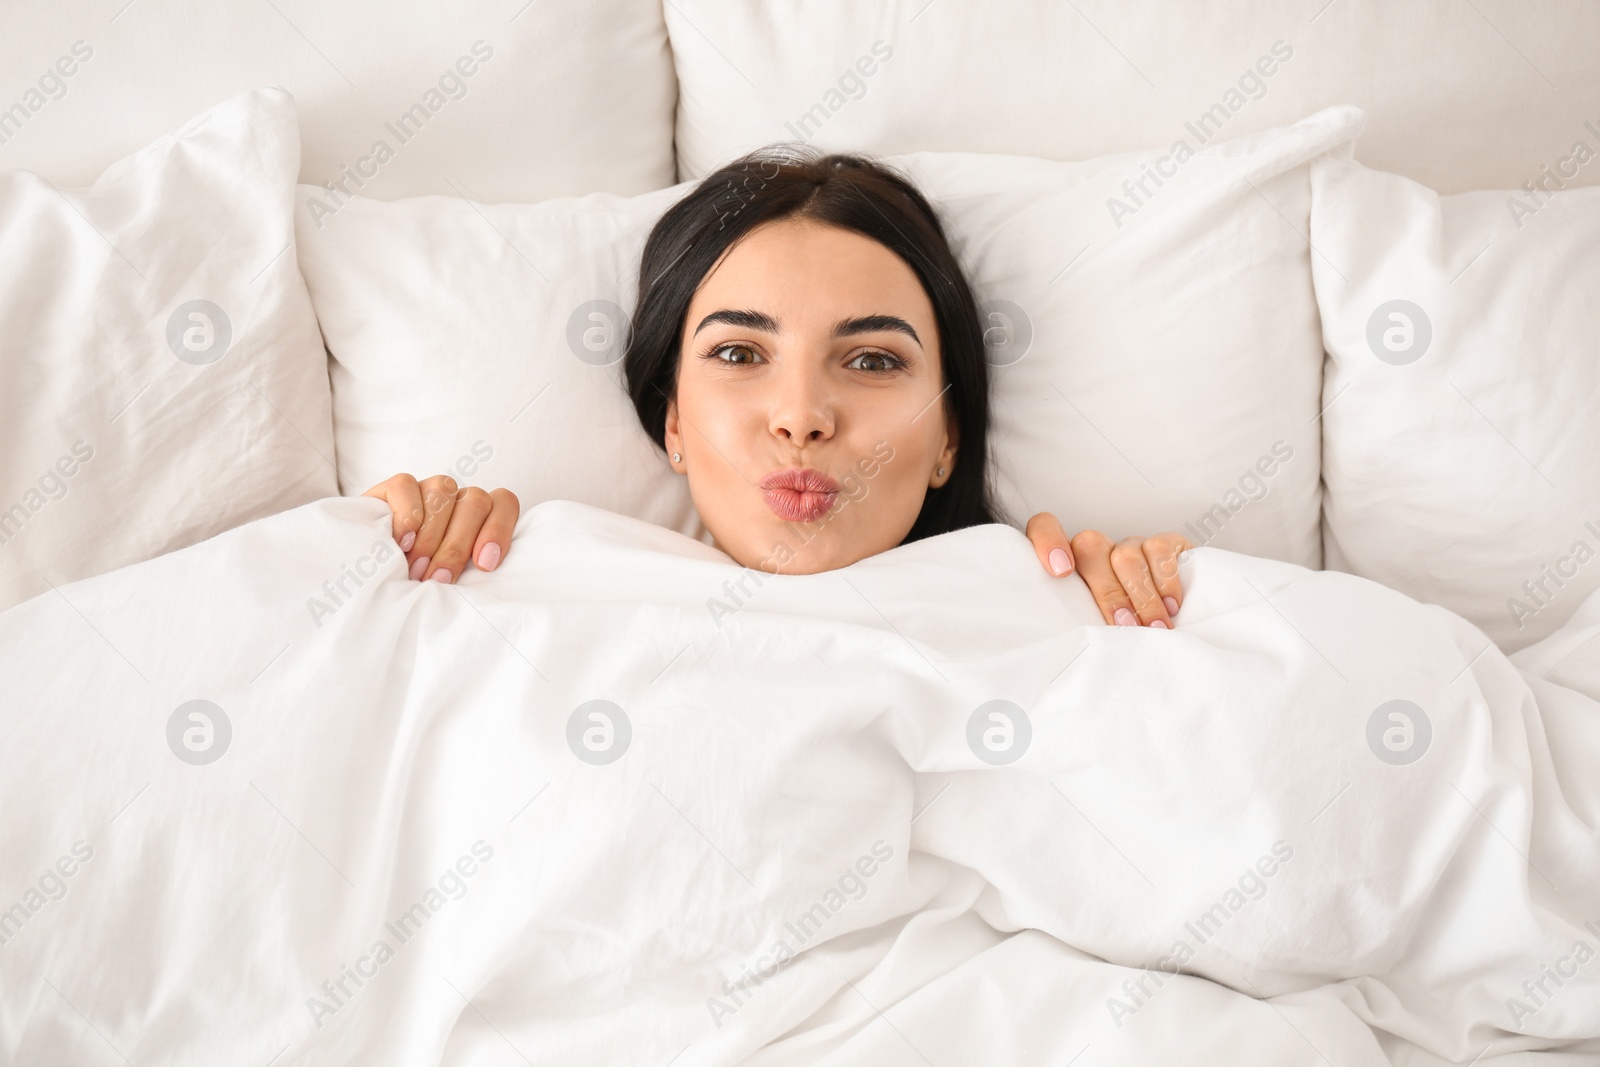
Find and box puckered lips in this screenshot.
[759,466,842,523]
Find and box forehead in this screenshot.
[688,217,934,326]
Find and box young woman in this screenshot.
[363,149,1190,628]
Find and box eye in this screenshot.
[848,349,908,374]
[703,342,764,366]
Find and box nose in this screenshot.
[767,356,835,445]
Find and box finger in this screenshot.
[1109,537,1169,627]
[361,473,424,553]
[1069,530,1138,626]
[1024,511,1074,576]
[408,475,459,581]
[471,488,520,573]
[1142,532,1192,618]
[422,486,494,583]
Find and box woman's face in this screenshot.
[664,216,957,575]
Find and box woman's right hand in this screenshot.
[362,474,519,584]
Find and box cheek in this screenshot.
[677,377,752,466]
[882,419,948,511]
[837,472,869,503]
[674,376,765,529]
[872,414,941,485]
[843,435,923,529]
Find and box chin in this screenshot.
[768,551,844,576]
[714,524,847,575]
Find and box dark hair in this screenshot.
[623,145,1001,544]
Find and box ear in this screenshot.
[931,406,959,488]
[663,397,683,470]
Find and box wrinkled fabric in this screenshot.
[1,496,1596,1065]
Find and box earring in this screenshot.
[937,466,946,477]
[672,452,681,463]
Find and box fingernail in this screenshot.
[399,530,416,552]
[478,542,502,571]
[1048,547,1072,576]
[431,568,452,584]
[1114,607,1137,627]
[1164,596,1179,616]
[1149,618,1168,629]
[409,555,429,581]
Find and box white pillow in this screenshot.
[0,0,677,204]
[296,105,1362,567]
[899,104,1362,567]
[663,0,1600,196]
[1311,156,1600,651]
[0,87,337,614]
[294,181,704,538]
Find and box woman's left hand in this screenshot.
[1025,512,1191,628]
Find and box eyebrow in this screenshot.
[692,308,778,336]
[692,309,922,348]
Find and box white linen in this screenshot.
[0,0,676,203]
[2,497,1597,1064]
[663,0,1600,196]
[1311,156,1600,653]
[893,104,1361,569]
[293,179,703,538]
[0,87,336,615]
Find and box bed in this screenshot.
[2,4,1598,1064]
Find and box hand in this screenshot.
[362,474,519,584]
[1025,513,1191,628]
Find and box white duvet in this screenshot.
[2,497,1597,1066]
